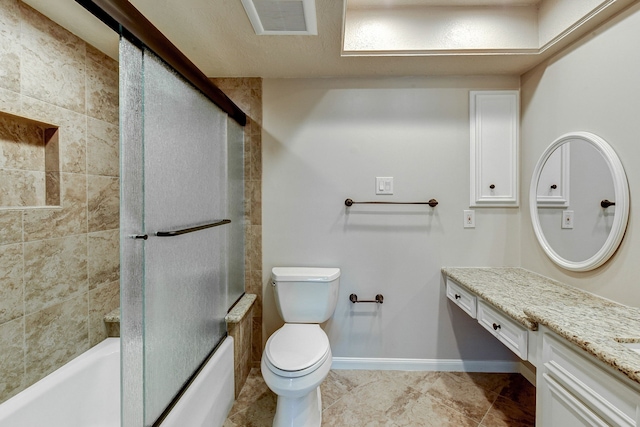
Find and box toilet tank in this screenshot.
[271,267,341,323]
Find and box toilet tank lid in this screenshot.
[271,267,340,282]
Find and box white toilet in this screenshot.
[261,267,341,427]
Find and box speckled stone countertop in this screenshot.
[442,267,640,385]
[102,293,257,326]
[225,293,257,324]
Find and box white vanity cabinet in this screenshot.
[469,90,519,207]
[445,278,530,361]
[538,327,640,427]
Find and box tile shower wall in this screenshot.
[0,0,119,403]
[210,78,263,368]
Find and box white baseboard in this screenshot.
[331,357,523,373]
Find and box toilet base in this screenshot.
[273,386,322,427]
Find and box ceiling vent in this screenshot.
[241,0,317,35]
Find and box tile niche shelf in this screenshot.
[0,111,60,209]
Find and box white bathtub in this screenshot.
[0,337,234,427]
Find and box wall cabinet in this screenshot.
[469,90,519,207]
[536,143,570,207]
[538,327,640,427]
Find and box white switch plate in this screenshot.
[562,210,574,229]
[375,177,393,195]
[464,210,475,228]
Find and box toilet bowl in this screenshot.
[261,324,332,427]
[261,267,341,427]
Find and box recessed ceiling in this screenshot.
[20,0,636,78]
[343,0,630,55]
[347,0,542,7]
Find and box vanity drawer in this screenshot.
[446,279,477,318]
[477,300,528,359]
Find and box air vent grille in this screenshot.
[241,0,317,35]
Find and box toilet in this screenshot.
[261,267,341,427]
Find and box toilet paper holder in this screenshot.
[349,293,384,304]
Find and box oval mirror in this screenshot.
[529,132,629,271]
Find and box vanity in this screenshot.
[443,267,640,426]
[444,126,640,425]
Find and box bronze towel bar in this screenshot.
[349,294,384,304]
[345,198,438,207]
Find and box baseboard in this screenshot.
[519,361,537,386]
[331,357,522,373]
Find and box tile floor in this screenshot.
[224,368,536,427]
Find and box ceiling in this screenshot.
[21,0,635,78]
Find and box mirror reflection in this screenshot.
[536,139,615,263]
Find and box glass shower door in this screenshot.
[120,37,230,426]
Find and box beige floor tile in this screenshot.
[423,371,499,422]
[228,369,536,427]
[480,395,535,427]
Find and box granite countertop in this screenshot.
[442,267,640,385]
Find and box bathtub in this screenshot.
[0,337,234,427]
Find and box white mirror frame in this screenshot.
[529,131,630,271]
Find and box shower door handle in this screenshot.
[155,219,231,237]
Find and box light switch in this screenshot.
[375,177,393,195]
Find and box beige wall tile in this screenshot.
[247,225,261,272]
[86,50,118,125]
[0,3,120,404]
[87,117,118,177]
[19,3,86,114]
[24,234,88,314]
[0,209,22,245]
[0,0,21,93]
[0,169,45,206]
[0,317,25,402]
[24,294,89,386]
[45,171,60,206]
[0,114,44,170]
[20,97,86,174]
[88,175,119,232]
[247,180,261,226]
[23,172,87,241]
[88,280,119,347]
[88,229,119,289]
[0,88,20,115]
[86,44,117,74]
[0,243,23,324]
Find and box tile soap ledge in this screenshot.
[442,267,640,385]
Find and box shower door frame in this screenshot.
[75,2,247,426]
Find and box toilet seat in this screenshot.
[265,324,330,378]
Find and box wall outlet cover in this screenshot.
[464,210,475,228]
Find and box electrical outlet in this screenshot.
[464,210,475,228]
[562,210,574,229]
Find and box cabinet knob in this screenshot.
[454,294,461,300]
[492,323,501,331]
[550,184,557,189]
[489,184,495,189]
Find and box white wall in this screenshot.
[521,2,640,306]
[263,76,520,360]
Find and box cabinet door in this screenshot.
[538,329,639,427]
[540,373,610,427]
[537,142,570,207]
[470,90,519,207]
